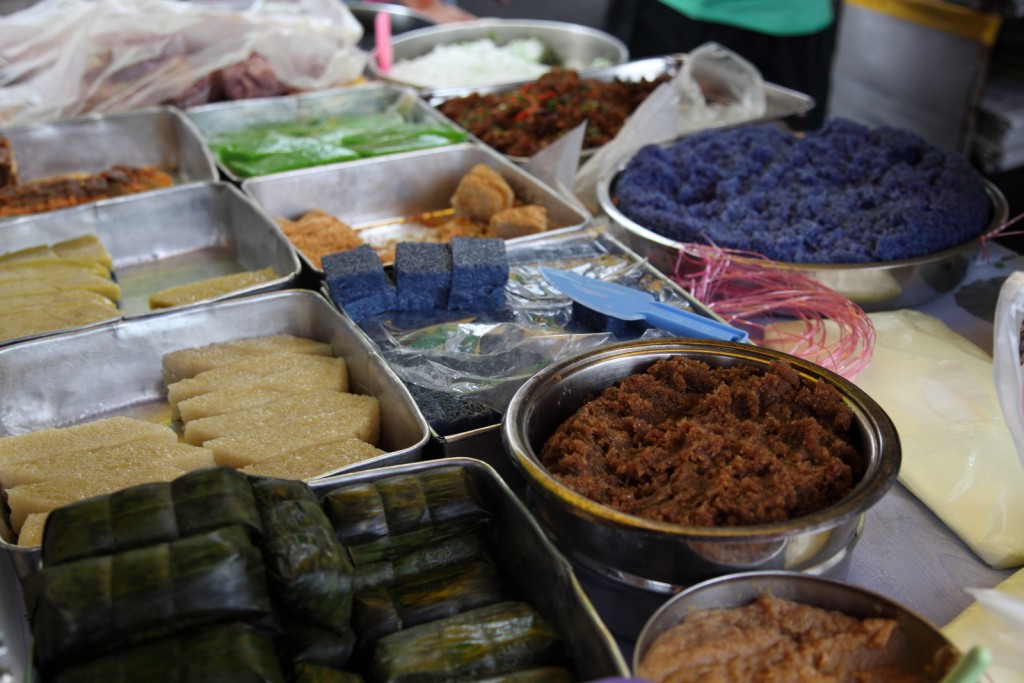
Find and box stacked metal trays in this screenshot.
[309,457,630,680]
[367,18,629,89]
[598,139,1010,311]
[0,182,301,344]
[186,83,460,183]
[241,142,592,273]
[0,106,217,211]
[424,55,816,164]
[0,290,430,579]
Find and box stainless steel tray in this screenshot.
[308,457,630,679]
[0,181,302,343]
[368,18,629,89]
[0,290,431,578]
[424,54,816,164]
[186,83,457,183]
[241,142,592,273]
[0,106,217,207]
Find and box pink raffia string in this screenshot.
[669,243,875,380]
[980,210,1024,258]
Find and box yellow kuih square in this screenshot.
[239,437,387,480]
[162,334,332,384]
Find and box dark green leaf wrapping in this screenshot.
[172,467,262,539]
[291,663,366,683]
[353,533,489,592]
[32,525,272,669]
[41,467,261,567]
[368,601,570,683]
[52,621,285,683]
[353,561,509,646]
[252,477,355,639]
[323,466,490,565]
[282,618,357,670]
[466,667,576,683]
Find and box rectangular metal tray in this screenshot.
[308,457,630,680]
[0,106,217,200]
[186,83,458,183]
[0,181,302,345]
[424,54,816,163]
[0,289,431,579]
[241,142,592,273]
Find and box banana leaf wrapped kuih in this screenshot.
[41,467,261,566]
[353,560,510,647]
[368,601,571,683]
[322,465,490,565]
[31,524,273,670]
[52,621,284,683]
[352,532,490,592]
[281,618,356,671]
[252,477,356,666]
[292,663,366,683]
[468,668,576,682]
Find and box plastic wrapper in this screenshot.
[994,271,1024,469]
[572,41,767,211]
[850,307,1024,569]
[0,0,367,126]
[354,230,690,414]
[944,567,1024,682]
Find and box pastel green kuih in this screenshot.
[657,0,833,36]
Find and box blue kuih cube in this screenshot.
[322,244,396,321]
[447,237,509,310]
[394,242,451,311]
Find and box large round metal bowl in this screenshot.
[634,571,961,680]
[597,159,1009,313]
[368,18,628,89]
[501,339,900,634]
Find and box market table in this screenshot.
[1,246,1019,682]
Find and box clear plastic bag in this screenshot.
[0,0,367,126]
[572,41,767,211]
[994,271,1024,469]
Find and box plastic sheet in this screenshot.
[0,0,367,126]
[572,42,767,211]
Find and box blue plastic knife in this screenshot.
[539,266,749,343]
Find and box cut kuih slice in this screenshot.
[0,271,121,302]
[51,234,114,271]
[182,390,374,446]
[239,437,387,480]
[6,461,188,533]
[206,401,380,469]
[166,354,348,413]
[0,289,115,314]
[1,437,214,488]
[148,267,278,309]
[0,417,178,470]
[177,387,295,423]
[17,512,48,548]
[0,244,59,264]
[0,258,111,282]
[0,295,120,342]
[162,334,332,384]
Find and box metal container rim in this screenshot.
[502,338,902,541]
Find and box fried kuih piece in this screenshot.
[0,163,174,218]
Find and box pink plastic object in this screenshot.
[375,11,393,73]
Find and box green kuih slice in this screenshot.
[322,465,490,565]
[32,525,272,670]
[51,621,285,683]
[40,467,261,566]
[352,560,510,648]
[368,601,571,683]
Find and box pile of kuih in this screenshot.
[26,465,576,683]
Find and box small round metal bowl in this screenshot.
[344,2,435,51]
[501,339,900,634]
[597,160,1009,313]
[368,18,628,90]
[634,572,961,680]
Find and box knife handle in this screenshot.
[645,302,750,343]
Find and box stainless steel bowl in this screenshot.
[598,160,1009,313]
[345,2,435,51]
[501,339,900,634]
[634,571,960,679]
[369,18,628,89]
